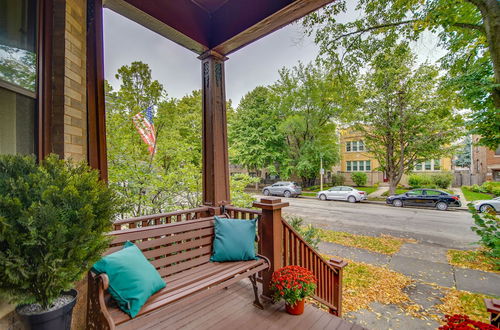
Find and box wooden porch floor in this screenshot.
[136,280,365,330]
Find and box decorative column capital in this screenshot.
[197,50,228,61]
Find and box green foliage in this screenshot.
[303,0,500,149]
[351,172,368,187]
[466,182,500,197]
[331,173,345,186]
[408,173,453,189]
[351,43,462,193]
[431,172,454,189]
[453,136,472,168]
[286,216,320,250]
[229,174,259,208]
[0,155,117,308]
[469,204,500,269]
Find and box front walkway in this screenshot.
[367,186,389,199]
[139,280,366,330]
[319,241,500,330]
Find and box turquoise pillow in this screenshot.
[92,241,166,318]
[210,216,258,262]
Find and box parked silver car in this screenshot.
[473,197,500,213]
[262,181,302,198]
[317,186,367,203]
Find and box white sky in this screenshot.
[103,7,447,106]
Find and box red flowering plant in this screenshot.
[270,265,317,307]
[439,314,499,330]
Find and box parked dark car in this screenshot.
[386,189,461,211]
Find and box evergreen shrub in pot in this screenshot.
[0,155,117,330]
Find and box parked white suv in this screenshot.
[317,186,367,203]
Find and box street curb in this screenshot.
[297,195,470,212]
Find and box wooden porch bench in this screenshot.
[87,216,269,330]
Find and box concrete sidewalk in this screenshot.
[319,241,500,329]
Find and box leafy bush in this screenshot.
[432,172,454,189]
[331,173,345,186]
[0,154,118,308]
[439,314,498,330]
[408,172,453,189]
[408,173,433,187]
[286,216,320,249]
[230,173,259,207]
[351,172,367,186]
[468,204,500,269]
[469,182,500,197]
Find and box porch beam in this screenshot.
[199,50,230,207]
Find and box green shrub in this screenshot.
[351,172,368,186]
[431,172,454,189]
[0,154,118,308]
[469,204,500,269]
[408,173,433,187]
[481,182,500,195]
[408,172,453,189]
[331,173,345,186]
[286,216,320,249]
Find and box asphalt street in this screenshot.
[255,195,479,249]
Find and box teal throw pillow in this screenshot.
[92,241,166,318]
[210,216,258,262]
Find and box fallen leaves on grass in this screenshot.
[319,229,415,255]
[447,249,499,273]
[435,288,492,324]
[322,254,412,313]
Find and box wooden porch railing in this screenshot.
[110,199,345,316]
[112,206,211,230]
[282,218,347,316]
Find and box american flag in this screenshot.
[132,106,156,155]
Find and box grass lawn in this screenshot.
[322,255,412,313]
[318,228,414,255]
[302,192,317,197]
[461,187,492,201]
[356,186,378,195]
[447,249,499,273]
[436,288,493,324]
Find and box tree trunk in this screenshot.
[388,179,398,195]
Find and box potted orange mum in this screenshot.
[270,265,317,315]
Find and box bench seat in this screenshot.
[88,216,269,330]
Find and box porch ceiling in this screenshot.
[103,0,333,55]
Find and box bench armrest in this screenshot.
[88,272,114,330]
[256,254,271,270]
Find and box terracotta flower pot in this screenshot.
[285,299,305,315]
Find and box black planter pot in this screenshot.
[16,289,78,330]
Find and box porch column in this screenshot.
[198,51,230,207]
[253,197,289,299]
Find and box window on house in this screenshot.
[495,145,500,155]
[359,161,364,171]
[358,141,364,151]
[0,0,37,155]
[346,142,351,152]
[415,162,423,171]
[434,159,440,171]
[352,161,358,171]
[425,160,432,171]
[352,141,358,152]
[365,160,371,171]
[346,161,351,171]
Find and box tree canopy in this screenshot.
[303,0,499,149]
[352,43,463,194]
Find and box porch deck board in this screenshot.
[136,280,362,330]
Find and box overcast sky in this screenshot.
[103,7,446,106]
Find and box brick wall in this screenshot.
[64,0,87,162]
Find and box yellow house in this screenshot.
[338,129,453,186]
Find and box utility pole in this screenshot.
[320,154,324,191]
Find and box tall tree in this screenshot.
[354,43,462,194]
[454,136,472,168]
[272,61,355,186]
[303,0,500,149]
[228,86,286,184]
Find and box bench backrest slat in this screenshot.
[105,216,220,278]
